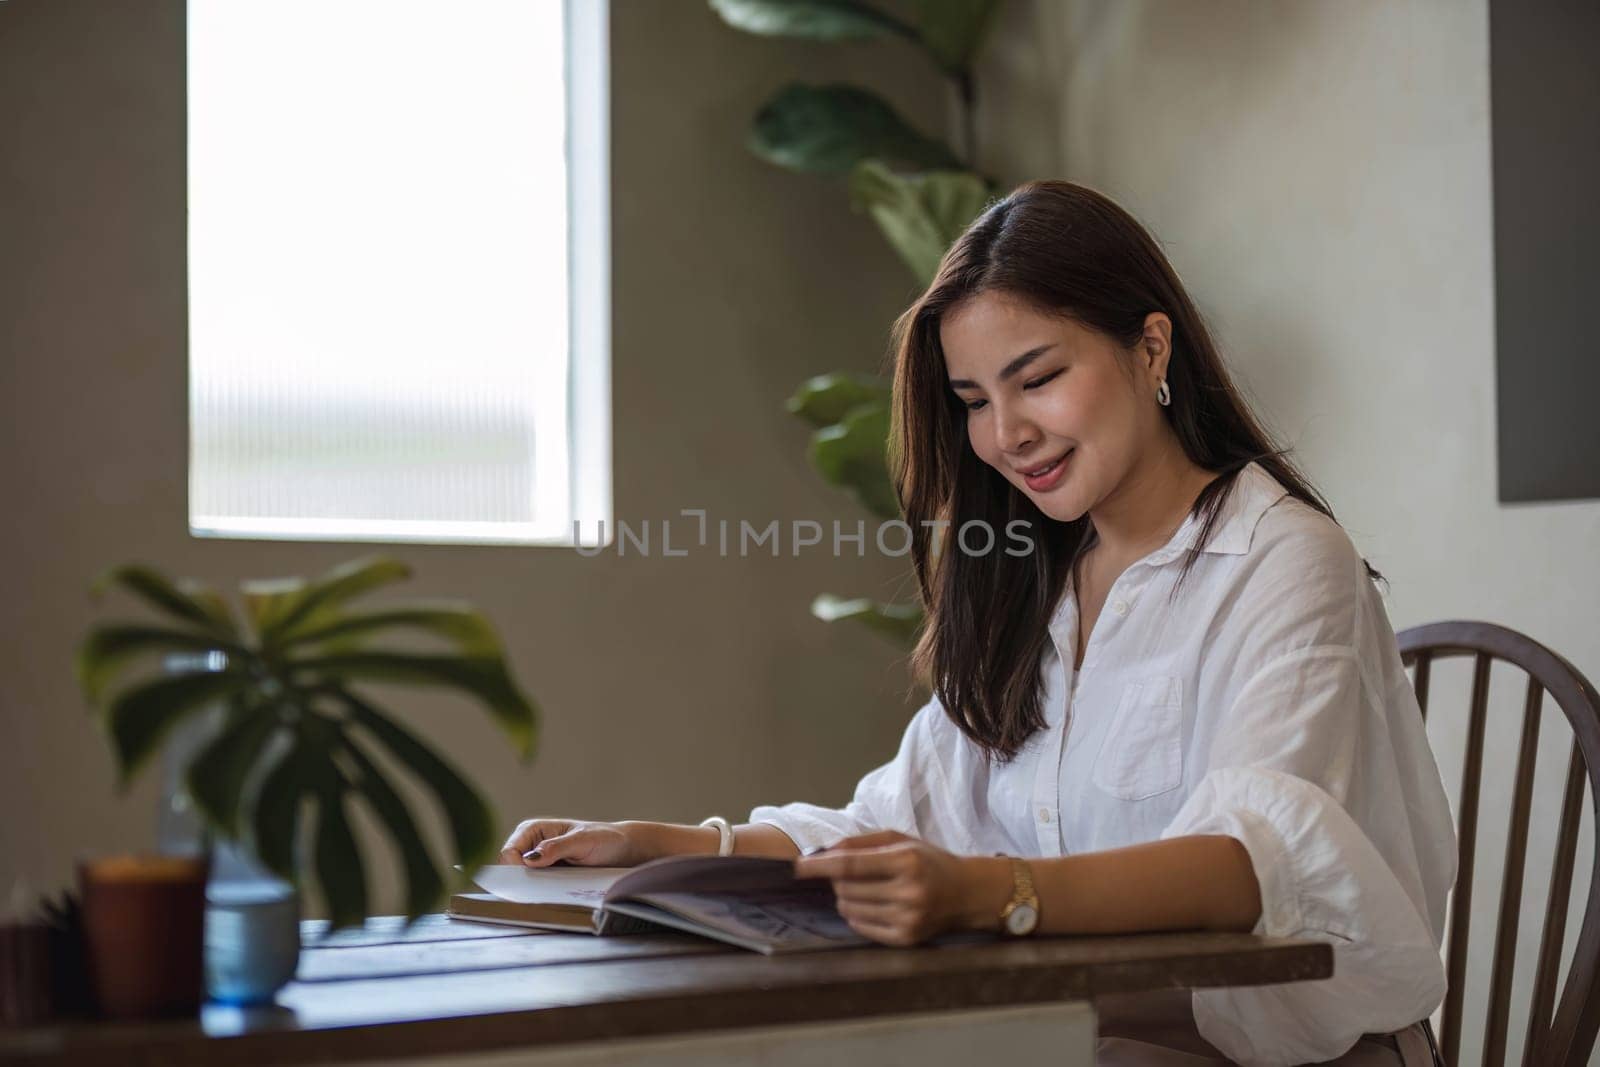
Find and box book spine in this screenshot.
[594,910,670,937]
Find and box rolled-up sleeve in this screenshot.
[749,698,977,854]
[1160,521,1454,1065]
[1164,765,1448,1064]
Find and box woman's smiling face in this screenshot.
[940,290,1170,523]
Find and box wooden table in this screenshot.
[1,915,1331,1066]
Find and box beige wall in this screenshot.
[975,1,1600,1062]
[0,1,938,897]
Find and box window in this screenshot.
[188,0,610,545]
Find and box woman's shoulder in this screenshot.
[1239,481,1368,585]
[1213,479,1377,643]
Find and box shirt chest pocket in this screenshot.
[1091,676,1184,801]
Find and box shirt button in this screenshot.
[1111,598,1130,616]
[1038,807,1052,823]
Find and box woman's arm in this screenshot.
[641,821,801,860]
[502,699,964,869]
[499,819,800,867]
[1031,834,1262,934]
[794,830,1261,944]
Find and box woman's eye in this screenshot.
[963,397,988,412]
[1022,369,1064,391]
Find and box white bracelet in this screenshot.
[698,816,734,856]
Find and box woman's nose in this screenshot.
[994,405,1038,454]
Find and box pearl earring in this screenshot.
[1156,378,1171,407]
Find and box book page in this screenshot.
[599,856,868,953]
[603,855,801,899]
[626,889,868,953]
[466,865,628,907]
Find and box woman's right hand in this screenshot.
[498,819,663,868]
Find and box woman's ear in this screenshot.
[1140,312,1174,379]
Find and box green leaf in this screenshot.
[787,373,892,428]
[285,604,503,658]
[342,737,444,920]
[910,0,1001,73]
[295,653,537,760]
[241,578,306,639]
[76,624,242,704]
[184,703,283,835]
[249,739,311,882]
[849,160,992,286]
[339,690,497,873]
[809,402,900,519]
[812,594,924,645]
[312,776,368,930]
[104,669,249,788]
[92,565,237,637]
[709,0,914,40]
[252,557,414,646]
[749,84,960,176]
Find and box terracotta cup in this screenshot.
[78,854,209,1019]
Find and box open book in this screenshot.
[449,855,870,954]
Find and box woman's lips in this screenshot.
[1021,449,1073,492]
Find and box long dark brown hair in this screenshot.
[890,179,1376,762]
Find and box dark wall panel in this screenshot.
[1491,0,1600,503]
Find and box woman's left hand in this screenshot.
[792,830,1009,946]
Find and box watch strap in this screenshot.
[999,856,1040,935]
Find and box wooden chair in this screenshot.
[1398,621,1600,1067]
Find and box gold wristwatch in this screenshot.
[999,857,1040,936]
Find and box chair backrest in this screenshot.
[1398,621,1600,1067]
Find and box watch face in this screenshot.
[1005,902,1038,936]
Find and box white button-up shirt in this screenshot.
[750,462,1457,1066]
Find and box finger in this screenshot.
[830,830,914,851]
[500,819,570,862]
[794,845,908,881]
[833,879,914,905]
[500,820,534,862]
[834,898,903,925]
[523,829,605,867]
[842,913,915,947]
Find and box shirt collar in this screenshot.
[1157,461,1291,561]
[1045,462,1290,652]
[1062,461,1291,578]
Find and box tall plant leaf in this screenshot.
[285,605,503,658]
[103,670,248,787]
[297,653,537,759]
[92,565,236,638]
[250,739,311,881]
[849,161,992,285]
[241,578,306,639]
[787,373,893,429]
[911,0,1001,74]
[342,736,445,919]
[750,84,960,176]
[185,703,284,835]
[709,0,913,40]
[312,777,368,930]
[76,624,245,703]
[339,691,497,873]
[809,402,900,518]
[812,594,923,645]
[257,557,414,646]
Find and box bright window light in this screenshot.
[187,0,610,545]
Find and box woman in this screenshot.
[501,181,1455,1067]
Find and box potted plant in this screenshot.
[74,556,536,1014]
